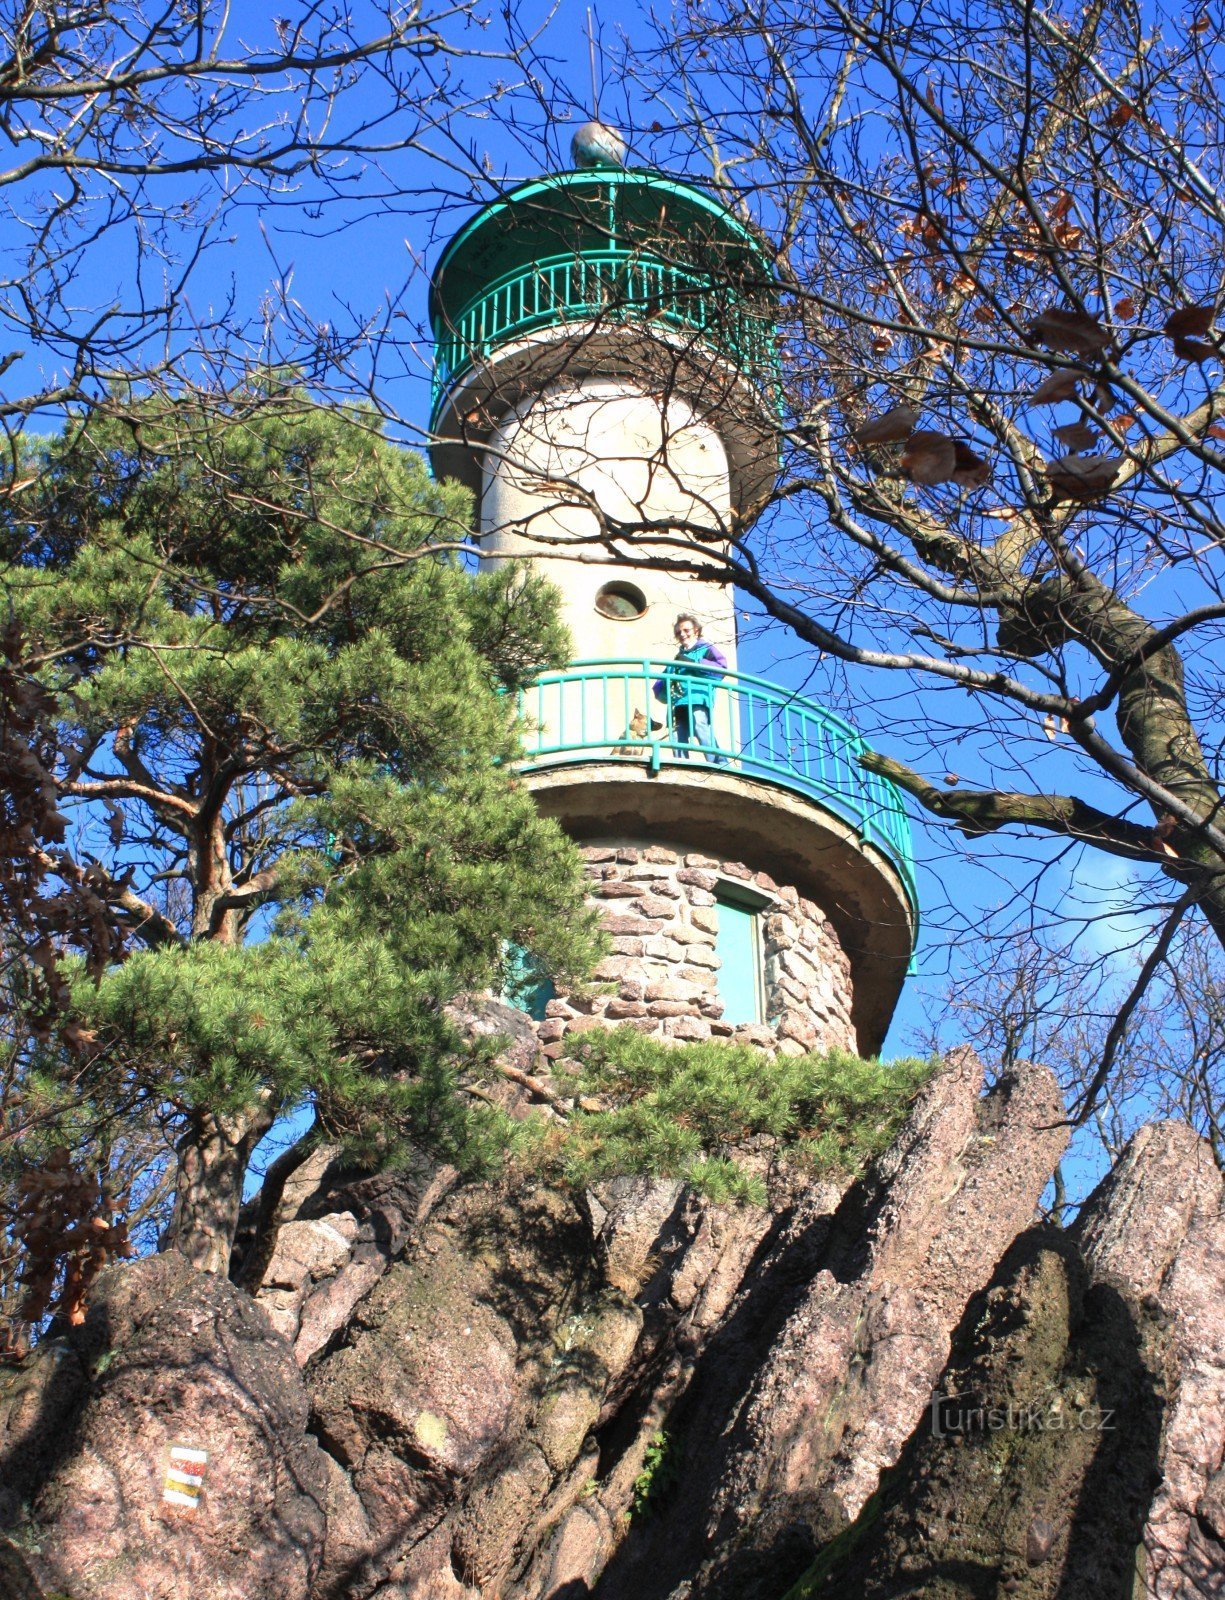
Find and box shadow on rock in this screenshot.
[787,1227,1164,1600]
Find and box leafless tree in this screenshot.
[483,0,1225,1124]
[0,0,514,447]
[928,917,1225,1190]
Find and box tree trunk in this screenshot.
[166,1100,277,1276]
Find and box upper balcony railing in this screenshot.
[516,660,918,921]
[430,248,778,426]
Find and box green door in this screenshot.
[715,895,762,1025]
[502,943,555,1021]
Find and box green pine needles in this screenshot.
[3,381,932,1290]
[2,384,602,1272]
[547,1029,939,1204]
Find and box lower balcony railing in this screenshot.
[516,660,917,917]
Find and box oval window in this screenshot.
[594,581,647,620]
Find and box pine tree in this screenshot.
[2,386,602,1275]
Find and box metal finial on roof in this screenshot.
[571,120,628,169]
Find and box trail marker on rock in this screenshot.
[163,1444,208,1510]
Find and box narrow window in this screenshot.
[714,883,768,1025]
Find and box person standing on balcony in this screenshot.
[654,614,729,764]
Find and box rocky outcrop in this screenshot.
[244,1141,461,1369]
[1077,1123,1225,1600]
[3,1054,1221,1600]
[0,1253,330,1600]
[592,1049,1069,1600]
[0,1336,85,1527]
[783,1120,1224,1600]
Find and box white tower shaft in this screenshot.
[481,376,738,668]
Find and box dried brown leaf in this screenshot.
[1030,306,1111,357]
[1045,453,1122,502]
[1164,304,1215,340]
[1027,370,1081,406]
[901,430,958,485]
[855,404,919,447]
[1053,421,1099,451]
[950,440,991,489]
[1172,336,1216,363]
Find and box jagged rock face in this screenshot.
[0,1337,84,1531]
[2,1059,1221,1600]
[1076,1123,1225,1600]
[592,1050,1070,1600]
[285,1048,1066,1599]
[786,1229,1166,1599]
[308,1184,592,1580]
[781,1120,1225,1600]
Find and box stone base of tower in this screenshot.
[535,842,859,1060]
[523,763,914,1054]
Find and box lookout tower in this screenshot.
[429,128,917,1055]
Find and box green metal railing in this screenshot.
[516,660,917,919]
[431,249,776,423]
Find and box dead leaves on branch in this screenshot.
[9,1147,132,1350]
[1164,304,1219,363]
[1029,307,1112,358]
[1,621,123,1043]
[1028,370,1081,406]
[1044,452,1122,502]
[1009,194,1084,262]
[948,441,991,489]
[900,430,958,484]
[852,412,992,490]
[845,289,1220,508]
[1052,421,1100,451]
[1026,301,1219,366]
[854,404,919,446]
[851,399,1123,505]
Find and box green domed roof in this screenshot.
[429,167,772,333]
[428,169,777,431]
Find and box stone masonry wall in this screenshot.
[535,841,858,1058]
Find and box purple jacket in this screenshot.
[652,640,728,710]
